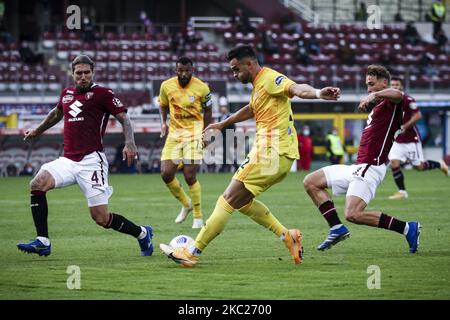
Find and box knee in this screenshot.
[222,189,233,204]
[92,214,109,227]
[303,174,316,192]
[30,177,44,191]
[160,170,174,183]
[91,210,110,227]
[344,209,361,224]
[222,189,241,208]
[184,175,196,186]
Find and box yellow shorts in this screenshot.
[233,147,294,197]
[161,138,203,163]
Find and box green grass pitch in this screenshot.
[1,170,449,299]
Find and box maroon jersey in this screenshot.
[356,96,405,165]
[395,94,421,143]
[56,84,127,161]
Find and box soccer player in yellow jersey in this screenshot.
[159,56,212,229]
[160,45,340,267]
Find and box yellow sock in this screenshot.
[239,199,286,237]
[194,196,234,251]
[188,181,202,219]
[166,177,190,208]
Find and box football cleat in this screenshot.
[192,218,204,229]
[175,201,193,224]
[389,191,408,199]
[159,243,198,267]
[17,238,51,256]
[440,160,449,176]
[317,224,350,251]
[406,221,421,254]
[138,225,153,256]
[283,229,303,264]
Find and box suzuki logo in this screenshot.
[68,100,83,117]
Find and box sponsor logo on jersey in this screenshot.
[66,90,74,94]
[113,97,123,108]
[62,95,74,104]
[68,117,84,122]
[189,96,195,103]
[275,75,285,86]
[85,92,94,100]
[68,100,83,117]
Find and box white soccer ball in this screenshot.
[169,235,194,249]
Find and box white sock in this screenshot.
[403,223,410,236]
[37,236,50,246]
[137,226,147,240]
[331,224,343,230]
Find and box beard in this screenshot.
[178,76,191,87]
[76,81,92,93]
[238,74,251,84]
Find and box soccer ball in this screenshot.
[169,235,194,249]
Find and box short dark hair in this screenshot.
[366,65,391,82]
[227,45,257,61]
[391,76,403,84]
[71,55,94,72]
[176,56,193,66]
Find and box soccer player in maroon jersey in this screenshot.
[17,55,153,257]
[303,65,420,253]
[388,76,449,200]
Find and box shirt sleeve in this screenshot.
[159,83,169,108]
[56,90,65,110]
[265,73,296,98]
[103,89,127,116]
[405,95,419,114]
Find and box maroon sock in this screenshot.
[378,213,406,234]
[318,200,342,228]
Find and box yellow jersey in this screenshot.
[159,76,212,141]
[249,67,299,159]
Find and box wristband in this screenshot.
[315,89,321,99]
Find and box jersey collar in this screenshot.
[252,67,266,86]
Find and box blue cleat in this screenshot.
[17,239,51,256]
[406,222,421,253]
[317,224,350,251]
[138,225,153,256]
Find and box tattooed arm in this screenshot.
[114,112,138,166]
[24,107,63,141]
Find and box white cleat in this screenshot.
[389,190,408,199]
[192,218,204,229]
[175,201,193,224]
[159,243,174,256]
